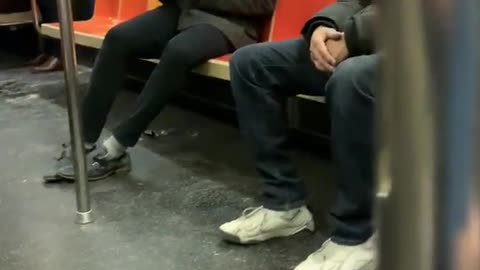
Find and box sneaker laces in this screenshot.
[236,206,268,231]
[242,206,264,217]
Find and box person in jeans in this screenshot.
[220,1,378,269]
[50,0,276,181]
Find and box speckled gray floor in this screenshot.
[0,52,336,270]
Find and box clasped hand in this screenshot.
[309,26,349,72]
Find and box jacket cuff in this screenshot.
[301,18,337,43]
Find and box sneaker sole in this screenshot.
[221,220,315,245]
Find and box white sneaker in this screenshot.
[295,236,377,270]
[219,206,315,244]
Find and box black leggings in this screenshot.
[82,4,232,146]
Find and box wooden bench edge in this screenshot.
[0,11,33,26]
[145,58,231,81]
[41,24,104,49]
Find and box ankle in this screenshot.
[102,136,126,160]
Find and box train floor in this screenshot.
[0,51,336,270]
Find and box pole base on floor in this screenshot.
[75,210,94,225]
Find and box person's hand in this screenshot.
[326,35,349,66]
[310,26,343,72]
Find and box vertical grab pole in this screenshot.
[378,0,479,270]
[56,0,94,224]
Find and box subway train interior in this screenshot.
[0,1,479,270]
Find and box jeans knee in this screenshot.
[229,45,261,97]
[327,58,362,92]
[230,43,276,96]
[229,45,257,81]
[230,44,259,74]
[326,57,375,116]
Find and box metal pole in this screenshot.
[56,0,93,224]
[378,0,479,270]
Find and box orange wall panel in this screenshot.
[118,0,149,20]
[92,0,120,18]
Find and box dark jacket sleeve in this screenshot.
[195,0,276,16]
[301,0,375,56]
[301,1,364,41]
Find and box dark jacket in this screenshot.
[161,0,276,49]
[302,0,375,56]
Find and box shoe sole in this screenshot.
[220,220,315,245]
[58,164,131,182]
[43,174,65,183]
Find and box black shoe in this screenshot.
[57,149,131,181]
[44,143,98,183]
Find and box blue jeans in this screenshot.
[229,38,378,245]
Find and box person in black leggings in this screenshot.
[51,0,276,181]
